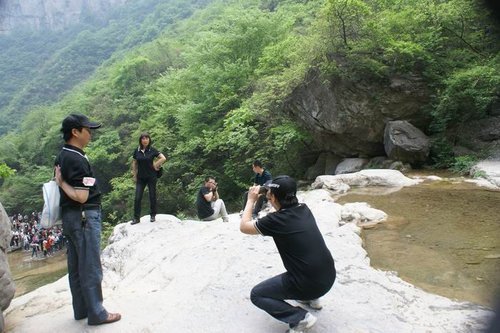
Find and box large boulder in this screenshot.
[284,68,431,157]
[0,202,15,333]
[384,120,430,164]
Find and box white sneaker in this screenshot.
[287,313,317,333]
[297,298,323,310]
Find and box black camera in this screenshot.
[258,186,268,195]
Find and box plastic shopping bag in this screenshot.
[40,180,62,228]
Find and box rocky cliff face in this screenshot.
[284,68,432,158]
[0,0,127,33]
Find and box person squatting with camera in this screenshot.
[239,175,336,333]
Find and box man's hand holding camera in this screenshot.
[210,182,219,201]
[248,185,262,203]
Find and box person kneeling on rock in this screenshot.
[239,176,336,333]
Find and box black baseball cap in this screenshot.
[61,114,101,132]
[263,175,297,200]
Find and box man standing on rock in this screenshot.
[54,114,121,326]
[239,175,336,333]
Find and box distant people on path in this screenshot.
[239,175,336,333]
[131,132,167,224]
[196,176,229,222]
[241,160,272,218]
[30,234,39,258]
[55,114,121,326]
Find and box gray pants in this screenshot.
[202,199,229,221]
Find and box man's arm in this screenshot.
[54,165,89,204]
[203,189,214,202]
[240,185,260,235]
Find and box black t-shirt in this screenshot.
[196,186,214,219]
[55,144,101,208]
[255,204,336,298]
[132,147,160,179]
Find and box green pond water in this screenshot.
[7,249,67,298]
[336,173,500,308]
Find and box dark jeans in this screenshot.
[242,192,267,215]
[250,273,308,328]
[62,207,108,324]
[134,176,157,219]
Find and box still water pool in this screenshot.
[336,174,500,308]
[7,249,67,297]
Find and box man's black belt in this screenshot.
[82,204,101,210]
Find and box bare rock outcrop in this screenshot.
[0,0,126,33]
[384,120,430,164]
[335,158,369,175]
[0,202,15,333]
[453,116,500,160]
[305,152,342,180]
[284,68,431,157]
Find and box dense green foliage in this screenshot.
[0,163,16,179]
[0,0,498,225]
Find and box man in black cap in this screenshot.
[240,175,336,333]
[54,114,121,326]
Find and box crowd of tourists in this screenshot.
[9,211,65,259]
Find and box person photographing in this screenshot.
[196,176,229,222]
[239,175,336,333]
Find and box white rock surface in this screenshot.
[340,202,387,226]
[4,190,493,332]
[469,160,500,189]
[312,169,421,193]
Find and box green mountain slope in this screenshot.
[0,0,498,226]
[0,0,212,135]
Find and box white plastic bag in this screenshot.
[40,180,62,228]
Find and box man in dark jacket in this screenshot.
[240,175,336,333]
[241,160,272,218]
